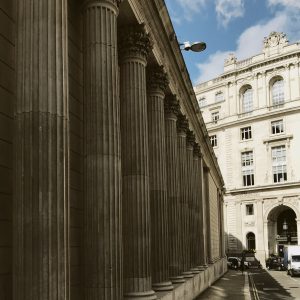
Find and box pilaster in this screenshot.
[14,1,69,299]
[119,25,156,300]
[82,1,122,298]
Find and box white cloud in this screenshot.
[215,0,245,27]
[174,0,208,21]
[194,11,296,84]
[268,0,300,9]
[195,51,231,84]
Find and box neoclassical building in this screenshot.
[0,1,226,299]
[195,32,300,264]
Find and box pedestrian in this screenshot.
[240,257,245,274]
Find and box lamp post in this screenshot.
[283,219,289,244]
[179,41,206,52]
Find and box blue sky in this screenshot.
[165,0,300,85]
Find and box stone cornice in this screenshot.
[206,101,300,133]
[196,50,300,92]
[225,181,300,196]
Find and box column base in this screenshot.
[190,267,201,274]
[124,290,157,300]
[152,280,174,291]
[196,265,207,271]
[169,275,185,284]
[182,271,194,278]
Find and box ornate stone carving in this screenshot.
[186,129,195,147]
[263,32,288,49]
[147,65,169,93]
[177,114,189,133]
[224,53,237,66]
[118,24,152,61]
[164,94,180,116]
[193,143,201,157]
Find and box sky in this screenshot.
[165,0,300,85]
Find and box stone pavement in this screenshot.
[196,269,251,300]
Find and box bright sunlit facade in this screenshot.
[195,32,300,264]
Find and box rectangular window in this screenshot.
[215,92,224,103]
[210,135,217,147]
[212,111,219,123]
[271,120,284,134]
[241,126,252,140]
[272,146,287,183]
[198,97,207,108]
[241,151,253,166]
[246,204,254,215]
[242,151,254,186]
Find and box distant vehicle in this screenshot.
[265,256,285,271]
[283,245,300,276]
[227,257,250,270]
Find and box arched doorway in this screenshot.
[267,205,298,257]
[246,232,256,250]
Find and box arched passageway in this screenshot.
[267,205,298,256]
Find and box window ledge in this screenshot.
[263,134,293,144]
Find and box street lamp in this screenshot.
[179,41,206,52]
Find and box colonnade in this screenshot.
[13,0,212,299]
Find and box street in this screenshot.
[196,268,300,299]
[249,268,300,299]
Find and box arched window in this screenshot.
[272,79,284,106]
[246,232,256,250]
[242,88,253,113]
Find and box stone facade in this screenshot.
[0,0,225,299]
[195,32,300,264]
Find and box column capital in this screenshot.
[82,0,122,11]
[164,94,180,118]
[119,25,152,63]
[193,143,201,158]
[147,65,169,94]
[186,130,195,148]
[177,114,189,134]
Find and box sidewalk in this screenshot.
[196,269,251,300]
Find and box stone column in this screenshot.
[199,154,207,267]
[119,25,156,300]
[147,66,173,291]
[204,166,212,264]
[192,143,203,271]
[14,1,69,299]
[164,96,185,284]
[82,1,122,299]
[177,115,193,278]
[186,130,198,273]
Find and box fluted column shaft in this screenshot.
[199,155,206,266]
[186,131,195,273]
[14,1,69,299]
[177,115,192,278]
[119,26,156,300]
[82,1,122,299]
[193,145,203,268]
[147,67,173,291]
[164,96,185,283]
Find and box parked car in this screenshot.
[227,257,250,270]
[266,256,285,271]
